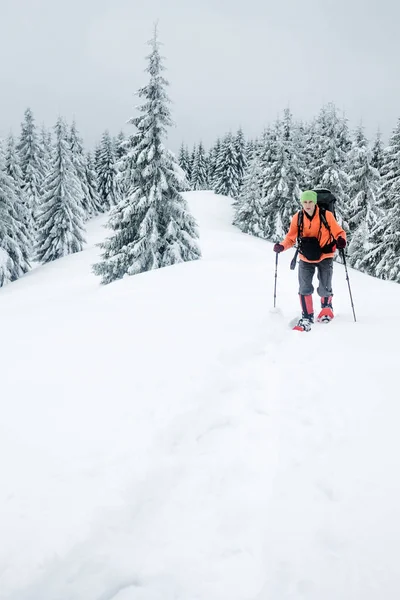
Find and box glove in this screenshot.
[336,236,346,249]
[273,243,284,253]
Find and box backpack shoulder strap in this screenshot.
[319,206,329,229]
[297,210,303,240]
[318,207,335,243]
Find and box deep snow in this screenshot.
[1,191,400,600]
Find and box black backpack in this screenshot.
[312,188,337,218]
[290,189,337,269]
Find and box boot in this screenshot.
[321,296,333,309]
[317,296,334,323]
[294,294,314,331]
[299,294,314,323]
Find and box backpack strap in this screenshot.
[290,211,303,270]
[318,207,335,243]
[297,210,303,241]
[319,206,329,230]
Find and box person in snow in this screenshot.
[273,190,346,331]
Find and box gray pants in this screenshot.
[298,258,333,297]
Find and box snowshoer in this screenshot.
[273,190,346,331]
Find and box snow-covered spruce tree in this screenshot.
[96,130,120,210]
[17,108,45,224]
[93,27,201,284]
[189,145,197,181]
[294,119,316,189]
[39,124,53,173]
[337,110,352,156]
[258,126,279,195]
[278,109,306,228]
[233,150,266,237]
[0,166,31,286]
[85,151,103,215]
[5,134,32,244]
[178,143,192,182]
[36,117,86,263]
[190,141,209,190]
[358,119,400,280]
[5,134,25,192]
[37,125,53,188]
[263,110,304,241]
[69,121,93,219]
[114,131,127,161]
[234,127,247,195]
[346,125,381,268]
[208,138,221,189]
[371,129,384,173]
[213,132,241,198]
[312,103,350,225]
[114,130,140,200]
[0,138,5,165]
[94,142,102,174]
[245,138,256,161]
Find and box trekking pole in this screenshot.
[340,249,357,322]
[273,252,278,308]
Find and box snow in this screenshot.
[1,190,400,600]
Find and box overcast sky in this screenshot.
[0,0,398,152]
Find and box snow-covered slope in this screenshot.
[1,191,400,600]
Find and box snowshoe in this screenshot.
[293,317,312,332]
[317,307,334,323]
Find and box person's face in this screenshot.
[302,200,316,216]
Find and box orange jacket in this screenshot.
[281,206,346,264]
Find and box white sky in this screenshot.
[0,0,398,151]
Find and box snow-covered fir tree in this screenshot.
[114,131,127,160]
[189,145,196,182]
[358,119,400,281]
[233,150,265,237]
[94,142,102,175]
[93,26,201,284]
[5,134,25,191]
[85,151,103,215]
[263,110,304,240]
[208,138,221,189]
[114,130,139,199]
[337,110,352,156]
[5,134,31,241]
[312,103,350,224]
[39,124,53,176]
[17,108,45,224]
[190,141,208,190]
[234,128,247,194]
[69,121,92,218]
[245,139,257,162]
[258,127,278,195]
[371,129,384,173]
[294,120,315,189]
[0,166,31,286]
[346,125,381,268]
[96,130,120,210]
[213,133,241,198]
[36,117,86,263]
[178,143,192,182]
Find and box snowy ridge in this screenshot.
[1,191,400,600]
